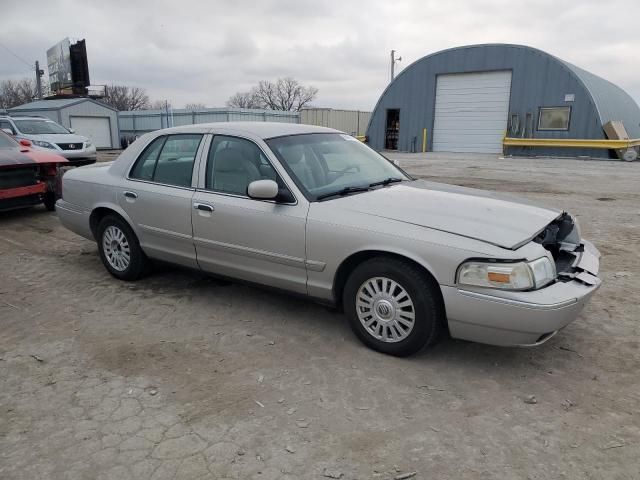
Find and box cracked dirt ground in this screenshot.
[1,152,639,479]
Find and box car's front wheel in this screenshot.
[43,191,56,211]
[96,215,149,281]
[343,257,445,356]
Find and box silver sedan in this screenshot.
[56,123,601,356]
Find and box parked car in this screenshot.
[56,123,601,356]
[0,130,67,211]
[0,115,96,165]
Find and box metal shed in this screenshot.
[300,108,371,136]
[117,107,299,143]
[9,98,119,149]
[366,44,640,157]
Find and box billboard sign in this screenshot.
[47,38,72,91]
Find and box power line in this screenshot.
[0,41,35,70]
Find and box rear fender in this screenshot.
[90,202,139,239]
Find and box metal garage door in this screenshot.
[432,71,512,153]
[70,116,112,148]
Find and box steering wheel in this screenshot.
[332,164,360,181]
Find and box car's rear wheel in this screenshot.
[96,215,149,281]
[343,257,445,356]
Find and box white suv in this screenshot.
[0,116,97,165]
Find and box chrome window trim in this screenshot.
[124,177,196,192]
[193,187,298,206]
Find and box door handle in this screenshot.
[193,202,214,212]
[124,191,138,199]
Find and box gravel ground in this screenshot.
[0,151,638,480]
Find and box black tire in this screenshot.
[43,191,56,211]
[96,215,149,281]
[343,257,445,357]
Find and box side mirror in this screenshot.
[19,139,32,147]
[1,128,13,136]
[247,179,279,200]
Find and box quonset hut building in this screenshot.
[366,44,640,157]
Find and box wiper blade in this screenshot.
[369,177,404,188]
[316,185,371,201]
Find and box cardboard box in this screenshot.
[603,120,631,160]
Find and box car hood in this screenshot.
[340,180,562,250]
[21,133,88,144]
[0,147,67,167]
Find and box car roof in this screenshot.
[157,121,342,139]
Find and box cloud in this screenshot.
[1,0,638,110]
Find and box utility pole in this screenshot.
[35,60,44,99]
[390,50,402,82]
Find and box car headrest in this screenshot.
[216,148,248,172]
[279,144,304,165]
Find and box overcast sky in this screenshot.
[1,0,639,110]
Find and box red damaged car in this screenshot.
[0,130,68,211]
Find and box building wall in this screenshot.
[118,107,371,142]
[7,100,118,148]
[367,44,638,157]
[300,109,371,136]
[118,108,300,140]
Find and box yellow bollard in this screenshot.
[422,128,427,153]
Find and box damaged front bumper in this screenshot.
[443,238,601,347]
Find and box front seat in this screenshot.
[279,144,316,189]
[213,148,261,195]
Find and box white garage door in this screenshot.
[70,116,112,148]
[432,71,512,153]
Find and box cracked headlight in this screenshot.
[32,140,55,149]
[457,257,556,291]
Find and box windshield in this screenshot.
[266,133,410,200]
[0,131,17,149]
[14,119,69,135]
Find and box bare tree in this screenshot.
[227,78,317,111]
[0,78,39,109]
[185,102,206,110]
[226,91,262,109]
[102,84,150,111]
[150,100,172,110]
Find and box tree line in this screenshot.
[1,77,317,112]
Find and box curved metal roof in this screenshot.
[369,44,640,139]
[560,60,640,137]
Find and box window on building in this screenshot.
[538,107,571,131]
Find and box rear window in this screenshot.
[14,119,69,134]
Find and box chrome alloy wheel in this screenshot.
[102,225,131,272]
[356,277,416,343]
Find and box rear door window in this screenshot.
[130,136,165,181]
[130,134,203,187]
